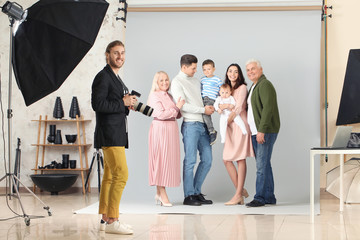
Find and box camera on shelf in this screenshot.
[130,90,154,117]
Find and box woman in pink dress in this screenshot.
[220,63,255,205]
[147,71,185,207]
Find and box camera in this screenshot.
[130,90,154,117]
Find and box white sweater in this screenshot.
[171,71,205,122]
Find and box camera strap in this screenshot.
[117,75,129,95]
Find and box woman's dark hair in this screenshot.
[224,63,247,90]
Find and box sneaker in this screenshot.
[195,193,213,204]
[210,131,217,145]
[100,219,106,231]
[101,220,133,231]
[123,223,133,230]
[105,221,134,235]
[245,200,265,207]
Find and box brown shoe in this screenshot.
[225,196,244,205]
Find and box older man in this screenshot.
[245,59,280,207]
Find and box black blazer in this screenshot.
[91,64,129,148]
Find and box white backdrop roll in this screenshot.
[122,10,321,204]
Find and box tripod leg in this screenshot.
[13,149,21,193]
[97,154,101,192]
[13,158,18,192]
[10,174,30,225]
[17,150,21,191]
[0,174,7,182]
[85,154,96,192]
[100,154,104,169]
[12,174,52,216]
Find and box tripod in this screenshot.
[85,149,104,192]
[0,17,51,226]
[12,138,21,193]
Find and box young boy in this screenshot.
[214,83,248,143]
[201,59,222,145]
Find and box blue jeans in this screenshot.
[251,133,278,204]
[181,121,213,197]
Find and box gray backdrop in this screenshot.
[120,10,321,204]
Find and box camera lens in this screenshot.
[134,102,153,117]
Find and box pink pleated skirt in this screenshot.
[148,120,181,187]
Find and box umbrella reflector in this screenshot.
[12,0,109,106]
[326,158,360,203]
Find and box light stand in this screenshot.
[85,149,104,192]
[0,1,51,226]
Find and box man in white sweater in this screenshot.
[171,54,215,206]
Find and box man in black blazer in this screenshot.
[92,40,137,235]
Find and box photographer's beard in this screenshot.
[107,56,124,74]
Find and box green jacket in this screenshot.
[250,74,280,133]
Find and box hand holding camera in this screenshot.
[123,94,137,107]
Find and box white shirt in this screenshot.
[247,84,258,135]
[170,71,205,122]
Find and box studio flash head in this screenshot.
[2,1,27,22]
[130,90,154,117]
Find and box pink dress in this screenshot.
[223,85,255,161]
[148,91,181,187]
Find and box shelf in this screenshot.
[32,115,91,194]
[32,119,91,123]
[32,144,92,147]
[32,168,89,171]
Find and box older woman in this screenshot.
[147,71,185,206]
[220,64,255,205]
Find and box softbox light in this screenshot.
[12,0,109,106]
[336,49,360,125]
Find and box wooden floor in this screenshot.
[0,189,359,239]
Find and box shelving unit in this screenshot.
[31,115,92,194]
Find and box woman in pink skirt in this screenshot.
[147,71,185,206]
[219,64,255,205]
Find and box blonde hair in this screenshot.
[147,71,170,104]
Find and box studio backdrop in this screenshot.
[121,9,321,204]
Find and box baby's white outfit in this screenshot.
[214,95,248,143]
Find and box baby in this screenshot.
[213,83,248,143]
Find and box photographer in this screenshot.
[91,40,136,235]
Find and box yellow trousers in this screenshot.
[98,146,128,218]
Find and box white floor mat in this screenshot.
[74,201,320,215]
